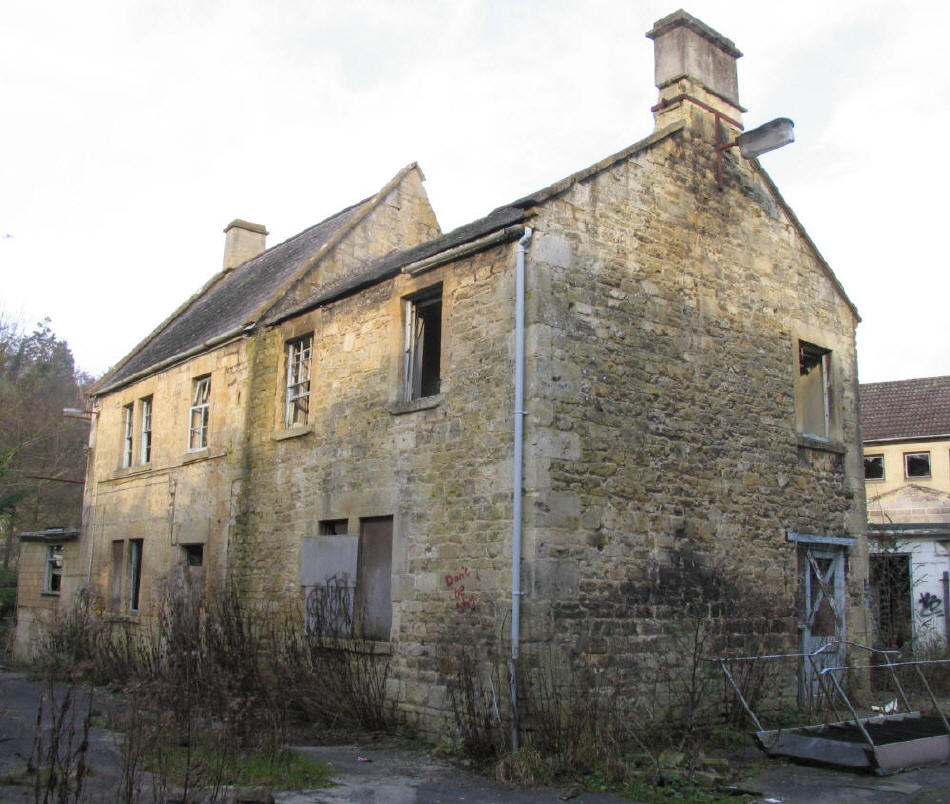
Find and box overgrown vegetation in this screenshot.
[28,579,386,800]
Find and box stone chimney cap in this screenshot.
[223,219,268,236]
[646,10,742,59]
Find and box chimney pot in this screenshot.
[222,219,268,271]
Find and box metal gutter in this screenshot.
[402,226,526,277]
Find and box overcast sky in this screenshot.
[2,0,947,384]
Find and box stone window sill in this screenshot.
[389,394,443,416]
[273,424,313,441]
[796,433,846,455]
[182,449,210,464]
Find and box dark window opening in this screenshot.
[405,288,442,401]
[320,519,348,535]
[129,539,143,612]
[905,452,931,479]
[864,455,885,480]
[45,545,63,594]
[182,544,204,567]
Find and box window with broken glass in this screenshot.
[798,340,832,439]
[404,287,442,401]
[864,454,885,480]
[188,375,211,450]
[904,452,931,479]
[44,544,63,594]
[140,396,152,463]
[285,335,312,427]
[122,403,134,467]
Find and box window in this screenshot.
[404,287,442,401]
[122,403,134,467]
[44,545,63,594]
[285,335,312,427]
[182,544,203,567]
[129,539,143,611]
[140,396,152,463]
[301,515,393,641]
[110,540,124,611]
[905,452,931,479]
[864,454,885,480]
[797,340,832,439]
[188,375,211,450]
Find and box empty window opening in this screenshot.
[129,539,143,612]
[182,543,204,567]
[405,287,442,401]
[122,403,134,467]
[44,544,63,594]
[319,519,348,535]
[188,375,211,450]
[110,540,124,611]
[286,335,312,427]
[798,340,832,439]
[864,455,885,480]
[905,452,931,479]
[140,396,152,463]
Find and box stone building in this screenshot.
[862,376,950,652]
[17,11,868,726]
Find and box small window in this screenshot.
[797,340,832,439]
[905,452,931,479]
[285,335,313,427]
[404,287,442,401]
[182,544,204,567]
[140,396,152,464]
[188,375,211,450]
[122,403,134,467]
[129,539,143,611]
[44,545,63,594]
[320,519,348,535]
[864,455,885,480]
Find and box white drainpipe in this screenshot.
[509,226,532,751]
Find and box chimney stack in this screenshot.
[646,11,744,137]
[222,219,268,271]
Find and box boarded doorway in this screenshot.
[357,517,393,641]
[799,546,846,706]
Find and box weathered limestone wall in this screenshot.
[68,340,250,624]
[232,240,520,726]
[519,126,867,687]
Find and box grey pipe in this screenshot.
[509,226,532,752]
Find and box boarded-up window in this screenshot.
[302,515,393,641]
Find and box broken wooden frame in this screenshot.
[718,641,950,775]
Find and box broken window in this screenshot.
[140,396,152,464]
[182,544,203,567]
[188,375,211,450]
[129,539,143,611]
[864,454,885,480]
[44,544,63,594]
[404,287,442,401]
[122,403,134,467]
[110,540,124,611]
[797,340,832,439]
[285,335,312,427]
[301,515,393,641]
[905,452,931,479]
[319,519,348,535]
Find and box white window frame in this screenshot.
[864,454,885,481]
[122,403,134,467]
[188,376,211,451]
[44,544,63,594]
[285,335,312,428]
[904,451,931,479]
[140,396,152,464]
[404,287,442,402]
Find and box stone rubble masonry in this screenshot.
[21,97,868,737]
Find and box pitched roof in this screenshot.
[861,376,950,442]
[94,165,421,394]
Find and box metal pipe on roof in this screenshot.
[508,226,532,753]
